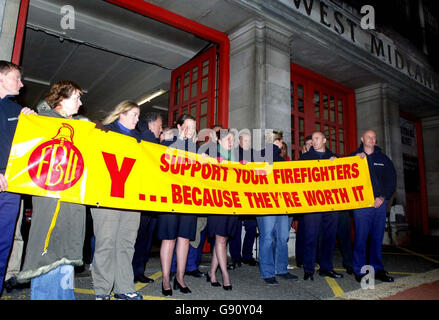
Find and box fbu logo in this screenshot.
[28,123,84,191]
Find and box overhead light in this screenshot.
[137,89,167,106]
[23,77,50,86]
[22,77,88,93]
[152,105,168,111]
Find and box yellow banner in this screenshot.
[5,115,375,214]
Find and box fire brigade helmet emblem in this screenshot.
[28,123,84,191]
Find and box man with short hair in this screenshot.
[0,61,35,294]
[132,112,163,283]
[301,135,312,156]
[351,129,396,283]
[299,132,343,281]
[228,132,258,270]
[138,112,163,143]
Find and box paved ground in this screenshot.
[2,235,439,302]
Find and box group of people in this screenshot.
[0,60,397,300]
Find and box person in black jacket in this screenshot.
[228,132,258,270]
[157,114,198,296]
[299,132,343,281]
[350,130,396,283]
[132,112,163,284]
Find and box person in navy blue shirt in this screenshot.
[299,131,343,281]
[350,129,396,283]
[0,61,36,295]
[227,132,258,270]
[132,112,163,284]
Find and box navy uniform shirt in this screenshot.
[350,145,396,200]
[0,95,22,174]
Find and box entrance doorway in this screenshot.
[400,116,429,234]
[169,46,217,130]
[290,63,357,160]
[12,0,230,128]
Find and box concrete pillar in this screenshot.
[0,0,20,61]
[422,116,439,222]
[355,83,406,206]
[228,19,292,152]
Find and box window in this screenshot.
[169,46,217,130]
[290,63,356,159]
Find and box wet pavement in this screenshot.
[2,234,439,302]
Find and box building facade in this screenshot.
[2,0,438,238]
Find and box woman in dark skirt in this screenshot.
[206,129,238,291]
[157,114,198,296]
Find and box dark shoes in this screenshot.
[375,270,394,282]
[345,266,354,275]
[185,269,205,278]
[227,261,242,270]
[134,274,154,283]
[161,283,172,296]
[354,273,365,283]
[4,277,30,293]
[263,277,279,285]
[354,270,394,283]
[228,259,257,269]
[318,270,343,279]
[303,272,314,281]
[173,278,191,294]
[276,272,298,280]
[242,258,258,266]
[205,273,221,287]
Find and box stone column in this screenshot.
[355,83,405,206]
[228,19,292,153]
[0,0,21,61]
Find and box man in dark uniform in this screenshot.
[351,129,396,283]
[0,61,35,294]
[132,112,163,284]
[228,132,258,270]
[299,132,343,281]
[295,135,312,268]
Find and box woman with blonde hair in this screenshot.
[90,100,143,300]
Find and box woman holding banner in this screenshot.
[205,129,238,291]
[17,80,86,300]
[90,101,143,300]
[157,114,198,296]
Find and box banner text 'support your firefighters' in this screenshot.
[5,115,375,215]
